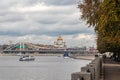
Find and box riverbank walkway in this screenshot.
[103,58,120,80]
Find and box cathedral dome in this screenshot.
[57,36,63,41]
[54,35,66,48]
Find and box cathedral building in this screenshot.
[54,36,66,48]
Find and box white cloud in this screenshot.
[0,0,96,47]
[10,2,51,12]
[76,34,94,40]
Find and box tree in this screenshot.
[78,0,102,27]
[78,0,120,60]
[97,0,120,53]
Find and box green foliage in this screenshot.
[78,0,101,27]
[78,0,120,54]
[98,0,120,53]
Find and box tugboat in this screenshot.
[19,55,35,61]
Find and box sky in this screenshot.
[0,0,96,48]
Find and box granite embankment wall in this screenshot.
[71,56,103,80]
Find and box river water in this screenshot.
[0,56,91,80]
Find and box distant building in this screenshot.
[54,36,66,48]
[89,46,98,54]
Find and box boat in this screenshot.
[63,52,70,58]
[17,52,22,56]
[19,55,35,61]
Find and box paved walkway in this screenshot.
[103,58,120,80]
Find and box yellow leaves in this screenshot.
[78,0,101,27]
[79,0,120,52]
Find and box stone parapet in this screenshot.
[71,72,91,80]
[71,56,103,80]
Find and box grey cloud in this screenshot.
[0,0,19,9]
[0,30,24,36]
[0,10,94,37]
[39,0,77,5]
[0,15,24,23]
[0,23,94,37]
[0,0,96,47]
[0,0,78,9]
[23,0,78,6]
[0,10,25,23]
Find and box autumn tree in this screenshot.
[78,0,120,60]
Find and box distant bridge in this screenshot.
[2,42,87,54]
[2,49,87,54]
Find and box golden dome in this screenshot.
[57,36,63,41]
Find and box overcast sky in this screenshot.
[0,0,96,48]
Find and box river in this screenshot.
[0,56,91,80]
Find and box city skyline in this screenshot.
[0,0,96,47]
